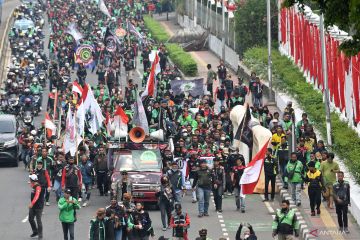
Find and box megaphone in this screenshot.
[149,129,164,141]
[129,127,146,143]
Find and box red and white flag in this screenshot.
[141,52,160,99]
[240,139,270,195]
[113,106,128,138]
[45,112,56,137]
[72,81,83,96]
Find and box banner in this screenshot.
[170,78,204,97]
[75,44,94,65]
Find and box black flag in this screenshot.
[234,105,253,148]
[103,28,117,52]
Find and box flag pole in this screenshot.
[44,112,47,147]
[53,88,58,120]
[74,107,79,165]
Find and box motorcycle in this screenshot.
[22,111,34,128]
[33,94,42,116]
[38,71,47,87]
[8,94,20,115]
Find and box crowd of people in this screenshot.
[2,0,351,239]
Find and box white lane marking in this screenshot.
[22,216,28,223]
[221,224,226,227]
[212,197,229,238]
[260,195,275,213]
[222,228,227,232]
[219,219,224,223]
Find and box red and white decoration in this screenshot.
[278,4,360,129]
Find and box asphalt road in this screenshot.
[0,8,276,240]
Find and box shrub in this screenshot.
[243,47,360,184]
[165,43,198,76]
[143,16,198,76]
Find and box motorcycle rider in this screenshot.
[20,88,34,105]
[30,78,43,112]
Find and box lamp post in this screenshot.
[267,0,274,102]
[319,13,332,146]
[221,0,225,60]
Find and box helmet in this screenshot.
[32,77,39,84]
[24,88,31,95]
[25,98,31,104]
[31,130,37,136]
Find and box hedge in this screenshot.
[143,16,198,77]
[243,47,360,184]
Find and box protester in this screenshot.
[106,197,126,240]
[127,202,154,240]
[231,156,246,212]
[94,145,110,196]
[192,159,212,217]
[235,223,257,240]
[61,156,82,199]
[79,154,94,207]
[28,174,45,239]
[58,189,80,240]
[89,208,113,240]
[33,160,52,206]
[286,152,303,206]
[211,158,225,212]
[170,203,190,240]
[156,176,174,231]
[167,161,185,203]
[263,148,278,202]
[272,200,300,240]
[320,152,340,209]
[333,171,351,233]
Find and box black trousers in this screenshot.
[213,186,223,210]
[97,171,109,195]
[207,83,213,93]
[61,222,75,240]
[29,208,43,237]
[264,174,276,200]
[336,204,348,228]
[308,188,321,212]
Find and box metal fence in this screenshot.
[0,10,15,86]
[184,0,237,52]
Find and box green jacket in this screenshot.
[272,209,299,235]
[58,196,80,223]
[286,160,303,183]
[30,84,43,95]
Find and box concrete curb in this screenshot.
[0,9,15,86]
[276,177,317,240]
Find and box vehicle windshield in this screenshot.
[114,150,162,172]
[0,120,15,133]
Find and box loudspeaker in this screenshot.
[129,127,146,143]
[149,129,164,141]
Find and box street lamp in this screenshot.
[267,0,274,102]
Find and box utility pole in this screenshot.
[267,0,274,102]
[221,0,225,60]
[194,0,197,27]
[320,13,332,146]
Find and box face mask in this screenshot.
[281,207,288,213]
[244,234,250,239]
[220,137,226,141]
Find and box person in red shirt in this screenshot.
[61,156,82,199]
[170,203,190,240]
[28,174,45,239]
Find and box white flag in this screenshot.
[66,23,83,42]
[99,0,111,18]
[64,107,82,156]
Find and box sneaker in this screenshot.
[217,209,223,213]
[198,213,203,218]
[30,233,38,238]
[311,211,315,216]
[78,198,82,202]
[45,202,50,206]
[339,227,344,232]
[192,200,197,203]
[317,209,321,215]
[241,209,245,213]
[227,193,232,196]
[162,227,167,231]
[263,199,269,202]
[270,198,274,202]
[204,213,209,216]
[344,228,350,234]
[82,201,88,207]
[297,202,301,207]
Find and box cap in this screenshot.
[308,161,316,168]
[29,174,38,181]
[161,99,168,104]
[37,159,43,164]
[64,188,72,194]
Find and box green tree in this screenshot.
[234,0,278,58]
[283,0,360,56]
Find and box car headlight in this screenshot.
[4,139,17,148]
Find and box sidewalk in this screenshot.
[154,13,360,240]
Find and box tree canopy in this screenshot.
[283,0,360,56]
